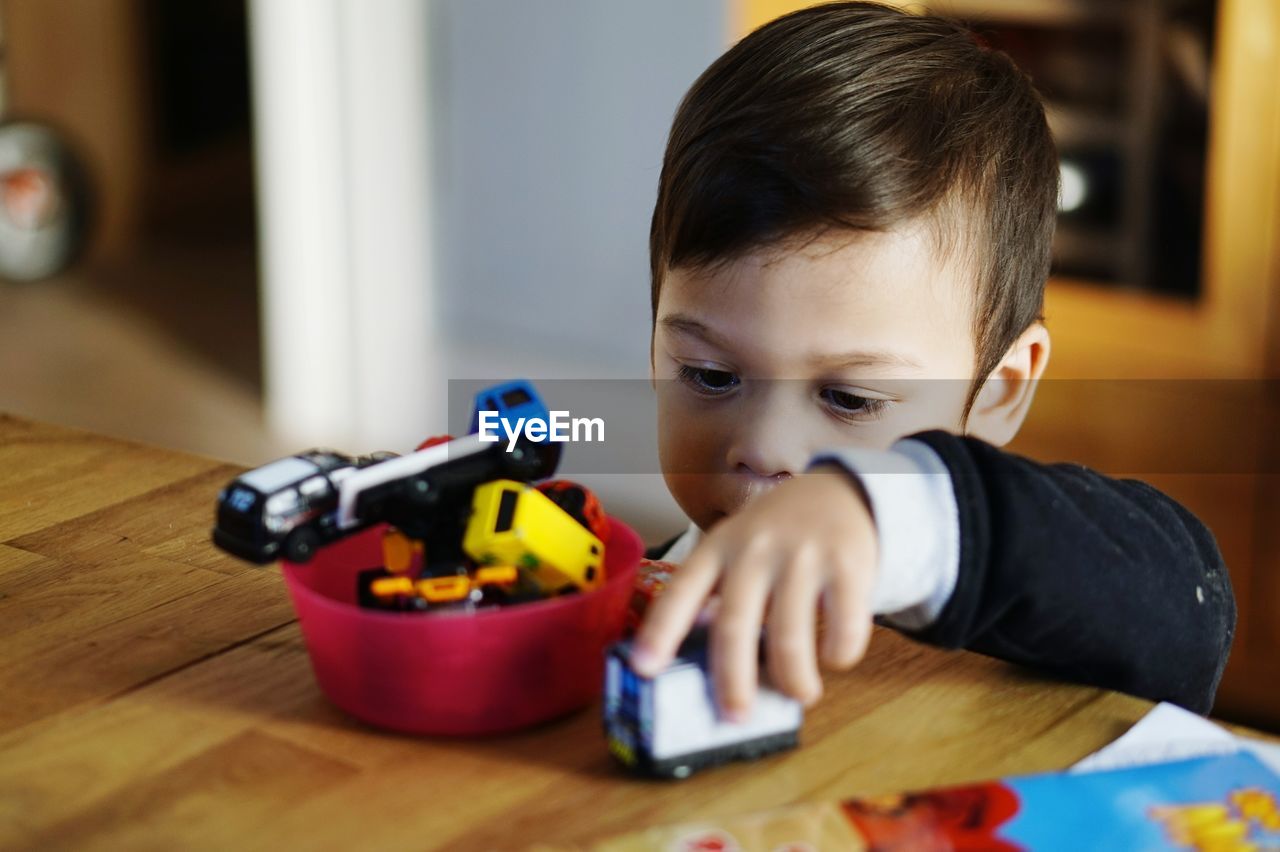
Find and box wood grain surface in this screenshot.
[0,414,1265,851]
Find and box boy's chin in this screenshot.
[696,509,728,532]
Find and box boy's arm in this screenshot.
[816,430,1236,715]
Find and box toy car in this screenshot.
[469,378,563,475]
[336,426,563,577]
[462,479,604,594]
[537,479,610,543]
[338,431,559,535]
[603,630,802,779]
[469,378,551,435]
[212,448,397,564]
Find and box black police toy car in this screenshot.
[213,449,394,564]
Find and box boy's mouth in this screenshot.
[714,481,778,522]
[695,472,792,529]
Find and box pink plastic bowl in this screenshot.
[281,517,643,735]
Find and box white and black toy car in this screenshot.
[213,449,395,564]
[603,629,803,779]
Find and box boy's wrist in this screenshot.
[807,439,960,631]
[809,460,873,511]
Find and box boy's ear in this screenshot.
[965,323,1051,447]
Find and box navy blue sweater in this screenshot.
[646,431,1236,714]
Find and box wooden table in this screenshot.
[0,414,1265,850]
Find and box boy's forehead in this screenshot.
[676,224,967,297]
[771,223,970,291]
[656,225,977,375]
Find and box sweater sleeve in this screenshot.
[904,430,1236,715]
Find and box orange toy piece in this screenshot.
[627,559,679,634]
[381,528,424,574]
[370,576,416,600]
[472,565,519,587]
[416,575,473,603]
[373,566,521,607]
[411,567,518,605]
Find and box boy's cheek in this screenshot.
[828,388,972,449]
[662,473,725,532]
[656,394,728,476]
[657,401,732,527]
[846,414,944,451]
[888,381,973,434]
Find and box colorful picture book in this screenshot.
[589,751,1280,851]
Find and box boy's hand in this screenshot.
[631,465,878,720]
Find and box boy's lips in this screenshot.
[717,477,784,519]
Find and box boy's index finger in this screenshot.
[630,544,723,677]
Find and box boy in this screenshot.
[629,1,1234,719]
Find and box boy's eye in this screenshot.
[821,388,889,420]
[676,365,739,395]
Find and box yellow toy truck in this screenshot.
[463,479,604,594]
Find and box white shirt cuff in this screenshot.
[808,439,960,631]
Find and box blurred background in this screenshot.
[0,0,1276,723]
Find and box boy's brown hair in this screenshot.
[649,1,1059,410]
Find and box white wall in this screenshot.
[430,0,726,539]
[251,0,726,540]
[432,0,725,377]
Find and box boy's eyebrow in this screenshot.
[660,314,923,371]
[660,315,730,348]
[807,350,923,371]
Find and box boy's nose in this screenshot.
[725,426,806,481]
[733,461,794,481]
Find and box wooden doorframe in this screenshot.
[1043,0,1280,381]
